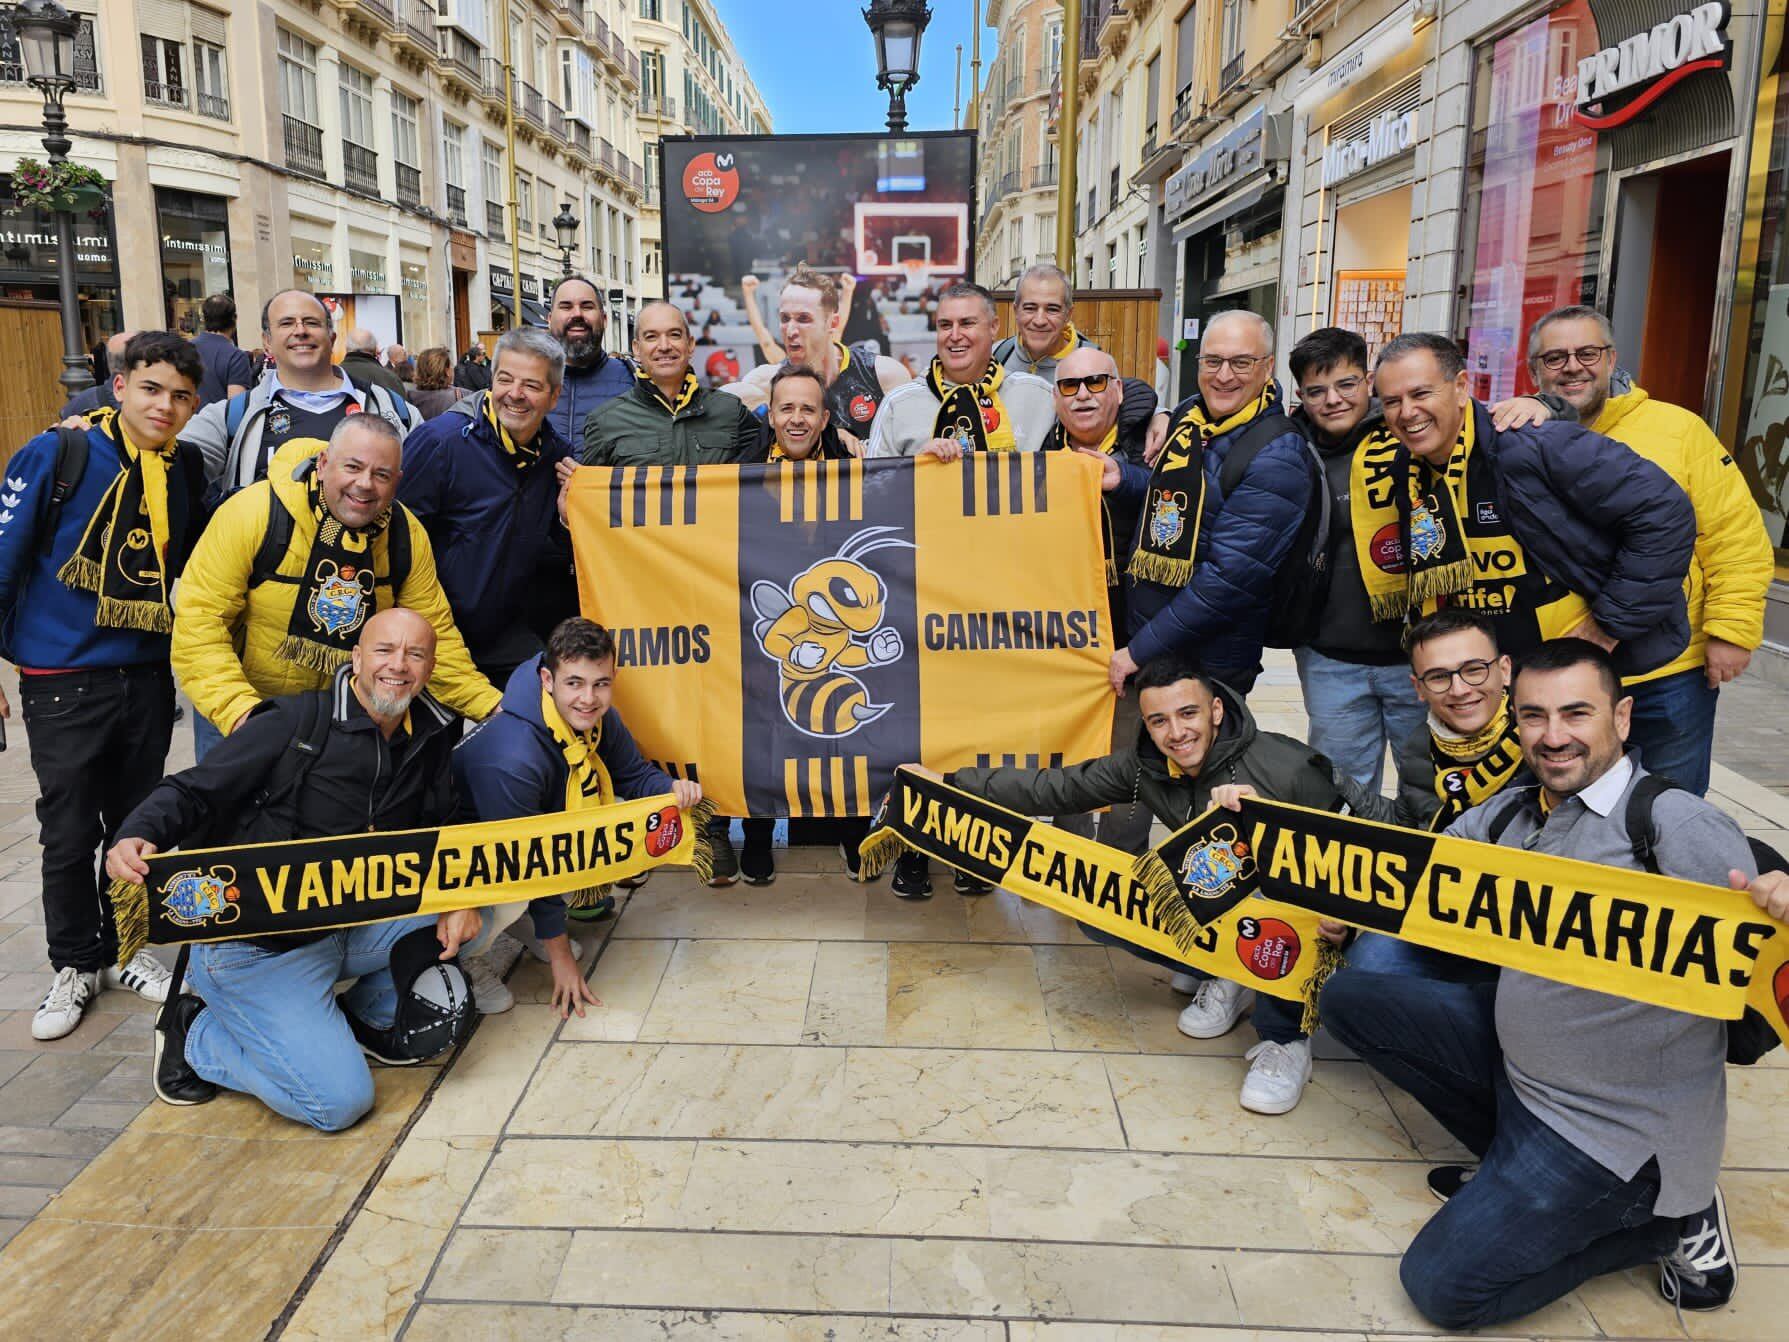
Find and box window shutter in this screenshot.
[189,5,226,47]
[139,0,188,41]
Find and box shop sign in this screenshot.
[1165,108,1287,221]
[490,265,513,294]
[1320,106,1418,187]
[1574,1,1730,130]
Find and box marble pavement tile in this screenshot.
[638,938,819,1044]
[1106,1054,1417,1158]
[410,1003,562,1139]
[0,1051,119,1125]
[863,884,974,940]
[405,1303,1005,1341]
[0,1219,179,1335]
[1372,1077,1471,1163]
[614,878,868,941]
[1720,1067,1789,1169]
[551,1227,893,1312]
[891,1236,1240,1323]
[127,1225,336,1342]
[802,941,889,1045]
[1106,952,1252,1058]
[1721,1168,1789,1264]
[1576,1263,1789,1340]
[463,1136,696,1228]
[885,942,1054,1049]
[283,1134,497,1342]
[430,1225,575,1301]
[1033,943,1139,1051]
[1011,1328,1366,1342]
[558,938,676,1042]
[132,1063,435,1142]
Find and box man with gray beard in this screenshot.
[546,276,633,446]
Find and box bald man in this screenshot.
[342,326,407,401]
[108,606,472,1129]
[59,329,136,419]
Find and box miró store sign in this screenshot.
[1320,107,1417,188]
[1574,2,1731,130]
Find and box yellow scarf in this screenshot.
[480,391,540,471]
[1427,696,1526,831]
[56,409,177,632]
[927,358,1017,452]
[636,367,700,417]
[1044,322,1081,364]
[540,687,614,812]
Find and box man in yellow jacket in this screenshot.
[174,415,501,750]
[1527,306,1773,794]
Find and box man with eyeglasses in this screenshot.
[1524,306,1772,796]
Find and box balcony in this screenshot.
[645,185,660,208]
[283,116,326,178]
[552,0,582,36]
[1171,82,1197,132]
[638,93,675,120]
[397,0,439,58]
[438,31,481,93]
[351,0,396,29]
[486,200,506,238]
[1097,1,1131,54]
[570,122,593,161]
[519,81,545,130]
[197,91,229,120]
[547,100,567,141]
[446,183,468,227]
[479,56,507,109]
[626,51,640,87]
[590,11,611,53]
[1220,50,1245,92]
[145,81,188,110]
[396,162,422,209]
[344,142,380,195]
[999,169,1019,199]
[1142,123,1158,162]
[1030,163,1058,189]
[599,138,615,173]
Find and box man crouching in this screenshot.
[106,608,473,1131]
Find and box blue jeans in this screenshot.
[1294,648,1427,793]
[1625,668,1718,796]
[185,916,432,1131]
[192,709,225,761]
[1341,931,1499,983]
[1320,970,1680,1329]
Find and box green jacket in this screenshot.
[949,682,1342,828]
[579,378,761,467]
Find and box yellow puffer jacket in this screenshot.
[172,439,503,732]
[1591,387,1774,684]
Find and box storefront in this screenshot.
[0,173,122,348]
[155,188,232,334]
[1164,107,1290,388]
[1457,0,1757,407]
[488,265,548,330]
[400,255,430,349]
[291,232,335,292]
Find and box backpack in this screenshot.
[1213,412,1332,649]
[245,484,413,593]
[1489,775,1783,1064]
[212,385,417,511]
[38,426,89,556]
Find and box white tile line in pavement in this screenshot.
[1708,761,1789,829]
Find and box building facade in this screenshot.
[0,0,651,361]
[632,0,770,299]
[974,0,1063,286]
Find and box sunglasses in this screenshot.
[1056,373,1114,395]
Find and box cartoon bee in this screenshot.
[751,525,913,738]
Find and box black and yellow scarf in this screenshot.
[927,358,1017,452]
[1049,421,1121,586]
[1127,384,1277,587]
[1427,695,1525,831]
[1362,417,1476,617]
[481,391,541,472]
[276,467,392,674]
[636,366,700,417]
[55,409,177,633]
[541,688,618,909]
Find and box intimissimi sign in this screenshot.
[1574,2,1731,130]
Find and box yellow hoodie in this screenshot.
[1590,386,1774,684]
[172,438,502,732]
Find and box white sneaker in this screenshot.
[32,966,100,1040]
[1169,972,1201,995]
[512,923,582,964]
[1176,977,1252,1039]
[1240,1039,1313,1115]
[103,949,172,1003]
[463,952,514,1015]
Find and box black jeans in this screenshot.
[22,664,176,972]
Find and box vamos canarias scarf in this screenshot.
[928,359,1018,452]
[637,366,700,417]
[481,390,541,471]
[1158,796,1789,1045]
[1127,384,1278,588]
[1427,697,1524,831]
[1048,421,1121,586]
[56,408,178,632]
[107,794,716,963]
[276,466,393,674]
[860,768,1329,1008]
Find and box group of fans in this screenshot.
[3,259,1788,1331]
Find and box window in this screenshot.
[444,122,468,225]
[141,35,185,108]
[482,140,505,236]
[393,91,422,207]
[1144,54,1161,142]
[516,172,533,232]
[1044,20,1062,81]
[1,9,103,91]
[192,39,227,119]
[589,194,602,273]
[340,66,374,146]
[277,29,319,124]
[1221,0,1243,67]
[538,179,553,238]
[642,50,664,100]
[1173,6,1198,110]
[639,0,662,18]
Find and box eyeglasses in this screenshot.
[1535,344,1613,371]
[1299,375,1365,403]
[1055,373,1114,395]
[1416,659,1496,693]
[1199,354,1267,375]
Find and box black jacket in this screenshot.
[949,680,1341,828]
[341,350,407,402]
[454,354,493,391]
[1336,720,1534,831]
[120,667,460,948]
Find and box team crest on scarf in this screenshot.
[161,866,241,931]
[1408,497,1448,563]
[1179,823,1255,901]
[1148,488,1189,551]
[307,559,374,637]
[750,525,914,739]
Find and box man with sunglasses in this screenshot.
[1525,307,1772,795]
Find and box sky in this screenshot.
[711,0,994,135]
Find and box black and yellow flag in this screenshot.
[568,457,1115,817]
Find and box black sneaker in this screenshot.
[1661,1187,1737,1311]
[891,853,933,900]
[953,871,991,896]
[566,893,617,923]
[616,871,651,890]
[1426,1165,1475,1202]
[839,841,863,881]
[740,830,776,886]
[153,995,217,1106]
[706,824,740,888]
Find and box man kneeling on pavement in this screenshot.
[106,609,474,1132]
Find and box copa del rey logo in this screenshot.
[1574,2,1730,130]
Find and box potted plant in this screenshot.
[5,157,108,213]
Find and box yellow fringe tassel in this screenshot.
[1131,851,1204,956]
[1125,550,1196,588]
[687,799,718,884]
[108,879,148,966]
[1299,937,1346,1035]
[55,552,104,592]
[93,595,172,633]
[857,827,908,881]
[1366,588,1411,622]
[273,637,354,677]
[1407,558,1474,609]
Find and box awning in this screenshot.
[1172,174,1276,241]
[491,292,550,326]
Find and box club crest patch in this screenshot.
[1178,823,1255,901]
[1409,497,1447,562]
[308,560,375,638]
[162,866,241,931]
[1148,488,1189,551]
[268,406,292,439]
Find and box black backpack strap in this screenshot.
[251,691,333,814]
[1622,772,1680,876]
[386,507,414,593]
[247,487,296,589]
[1216,412,1298,497]
[39,425,90,557]
[1484,794,1529,846]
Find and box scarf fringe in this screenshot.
[273,636,352,677]
[566,884,614,910]
[1299,936,1346,1036]
[1407,558,1474,608]
[687,799,718,884]
[858,826,909,881]
[94,595,172,633]
[108,879,148,966]
[1131,849,1199,949]
[1127,550,1196,588]
[55,553,104,593]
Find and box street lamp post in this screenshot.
[12,0,93,395]
[863,0,932,134]
[553,202,580,277]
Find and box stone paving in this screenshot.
[0,654,1786,1338]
